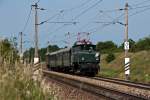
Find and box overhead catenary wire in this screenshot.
[49,24,68,34]
[36,0,40,3]
[96,4,150,26]
[99,10,119,21]
[73,0,103,20]
[46,21,79,25]
[52,1,150,35]
[129,6,150,17]
[63,0,104,33]
[131,0,150,7]
[88,22,114,34]
[98,4,150,14]
[42,0,103,42]
[78,12,106,32]
[39,0,93,25]
[128,4,150,10]
[39,0,150,48]
[40,10,65,25]
[94,2,150,34]
[64,0,93,12]
[22,7,32,33]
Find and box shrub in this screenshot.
[96,41,117,54]
[105,53,115,63]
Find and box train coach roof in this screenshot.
[46,48,71,55]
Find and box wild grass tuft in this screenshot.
[0,63,54,100]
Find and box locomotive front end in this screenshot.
[72,41,100,76]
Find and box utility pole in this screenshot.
[124,2,130,80]
[32,3,39,64]
[19,32,23,63]
[47,41,49,53]
[32,3,45,64]
[0,38,3,65]
[20,32,23,54]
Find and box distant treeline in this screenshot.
[96,36,150,54]
[23,45,60,62]
[23,36,150,62]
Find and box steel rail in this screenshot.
[92,77,150,90]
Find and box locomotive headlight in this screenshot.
[82,57,85,61]
[95,53,100,57]
[95,53,100,60]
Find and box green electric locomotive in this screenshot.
[46,40,100,76]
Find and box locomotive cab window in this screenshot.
[72,46,81,52]
[81,45,96,51]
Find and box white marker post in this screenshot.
[125,58,130,77]
[124,41,129,50]
[124,41,130,80]
[34,57,39,64]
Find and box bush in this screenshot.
[96,41,117,54]
[105,53,115,63]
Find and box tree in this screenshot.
[23,44,60,62]
[96,41,117,53]
[39,44,60,61]
[0,39,18,65]
[136,36,150,51]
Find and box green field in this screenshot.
[98,50,150,84]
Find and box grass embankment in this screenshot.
[0,63,54,100]
[98,50,150,83]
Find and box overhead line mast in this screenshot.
[19,32,23,63]
[32,3,39,64]
[31,2,45,64]
[124,2,130,80]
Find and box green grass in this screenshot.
[98,50,150,84]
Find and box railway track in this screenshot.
[42,70,150,100]
[93,77,150,90]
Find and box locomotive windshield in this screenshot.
[81,45,96,51]
[73,44,96,51]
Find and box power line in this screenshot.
[99,4,150,13]
[22,7,32,32]
[131,0,150,7]
[32,0,40,4]
[39,10,64,25]
[99,8,125,13]
[41,0,103,43]
[50,24,68,34]
[36,0,40,3]
[99,10,117,21]
[40,0,93,25]
[77,12,104,32]
[129,6,150,17]
[65,0,92,12]
[129,4,150,10]
[73,0,103,20]
[88,23,113,33]
[96,4,150,25]
[46,21,79,24]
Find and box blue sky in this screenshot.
[0,0,150,50]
